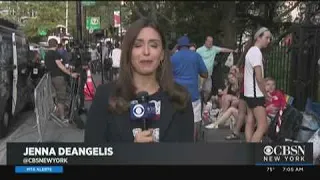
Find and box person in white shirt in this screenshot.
[243,27,272,142]
[89,45,99,62]
[111,42,121,80]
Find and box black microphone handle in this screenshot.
[136,91,149,131]
[142,118,147,131]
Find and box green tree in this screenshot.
[24,2,66,37]
[0,2,77,41]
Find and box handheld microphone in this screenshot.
[136,91,149,130]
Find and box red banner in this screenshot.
[114,10,120,28]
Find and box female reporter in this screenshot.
[84,18,194,143]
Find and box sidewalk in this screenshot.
[203,127,245,143]
[0,109,85,165]
[0,74,103,164]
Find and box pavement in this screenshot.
[0,73,244,165]
[0,107,87,165]
[204,127,244,143]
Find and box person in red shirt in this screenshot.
[265,77,286,124]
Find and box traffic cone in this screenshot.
[84,69,95,101]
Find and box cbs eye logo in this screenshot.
[133,104,145,118]
[263,146,274,156]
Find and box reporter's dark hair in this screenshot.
[108,18,190,114]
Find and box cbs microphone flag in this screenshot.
[114,10,120,28]
[7,143,314,165]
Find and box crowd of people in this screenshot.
[170,27,289,142]
[88,41,122,81]
[81,18,291,144]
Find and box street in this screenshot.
[0,73,243,165]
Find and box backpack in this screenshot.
[268,105,303,142]
[308,129,320,164]
[296,112,320,142]
[305,98,320,119]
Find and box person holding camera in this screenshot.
[45,39,79,120]
[84,18,194,143]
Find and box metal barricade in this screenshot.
[34,73,54,142]
[34,73,70,142]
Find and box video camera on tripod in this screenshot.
[68,40,91,70]
[58,39,91,129]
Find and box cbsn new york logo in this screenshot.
[263,145,306,162]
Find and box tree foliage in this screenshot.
[123,1,317,49]
[0,2,74,39]
[1,1,319,47]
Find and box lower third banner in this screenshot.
[6,143,314,165]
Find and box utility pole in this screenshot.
[65,1,68,34]
[119,1,125,43]
[83,7,87,42]
[76,1,83,42]
[119,4,122,42]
